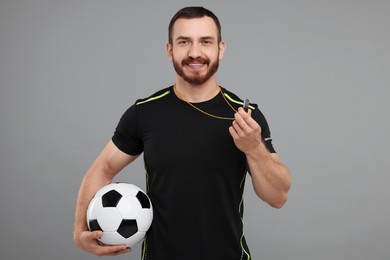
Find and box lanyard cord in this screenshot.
[174,84,237,121]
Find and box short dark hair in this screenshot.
[168,6,222,44]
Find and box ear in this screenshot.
[166,43,173,61]
[218,40,226,60]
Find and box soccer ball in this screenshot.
[86,182,153,247]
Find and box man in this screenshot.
[74,6,291,260]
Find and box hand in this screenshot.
[229,108,263,154]
[74,230,132,256]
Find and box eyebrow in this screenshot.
[200,36,215,41]
[175,36,190,41]
[175,36,216,41]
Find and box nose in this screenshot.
[188,43,201,59]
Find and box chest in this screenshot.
[140,101,245,181]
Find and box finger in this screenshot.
[234,110,252,133]
[102,246,132,256]
[86,231,131,256]
[96,244,131,256]
[248,109,252,117]
[90,230,103,240]
[229,123,237,137]
[231,120,245,137]
[237,107,253,121]
[237,108,260,130]
[229,126,240,142]
[108,248,132,256]
[79,230,101,244]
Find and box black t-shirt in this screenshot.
[112,86,275,260]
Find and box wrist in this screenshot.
[245,142,270,161]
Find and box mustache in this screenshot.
[181,57,210,65]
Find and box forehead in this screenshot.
[171,17,219,40]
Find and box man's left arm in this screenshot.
[229,108,292,208]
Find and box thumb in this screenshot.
[91,230,103,240]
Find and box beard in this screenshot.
[172,55,219,85]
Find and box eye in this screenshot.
[203,40,212,45]
[178,40,189,46]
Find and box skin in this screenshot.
[166,17,226,102]
[73,16,291,256]
[73,141,137,256]
[230,108,291,208]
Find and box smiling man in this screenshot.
[74,6,291,260]
[168,14,224,87]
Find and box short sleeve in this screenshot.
[112,105,144,155]
[251,108,276,153]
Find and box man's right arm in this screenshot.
[73,140,139,256]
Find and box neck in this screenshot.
[174,77,220,103]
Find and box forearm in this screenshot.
[73,163,115,239]
[73,140,137,240]
[73,166,132,256]
[73,141,137,255]
[246,143,291,208]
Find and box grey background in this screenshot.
[1,0,389,259]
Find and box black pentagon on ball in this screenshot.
[117,219,138,238]
[89,219,102,231]
[102,189,122,207]
[136,191,151,208]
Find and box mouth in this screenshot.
[187,63,205,70]
[183,58,209,70]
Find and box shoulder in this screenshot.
[221,87,258,110]
[117,86,173,122]
[135,86,173,106]
[221,86,270,129]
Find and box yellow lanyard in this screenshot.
[174,84,237,120]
